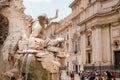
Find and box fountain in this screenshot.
[25,54,34,80]
[0,0,69,80]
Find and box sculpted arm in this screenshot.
[48,9,59,22]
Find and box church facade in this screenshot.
[56,0,120,74]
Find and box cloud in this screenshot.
[24,0,42,2]
[46,0,53,3]
[23,0,53,3]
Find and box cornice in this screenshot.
[74,0,120,26]
[69,0,79,8]
[55,22,72,34]
[71,0,120,21]
[79,23,111,33]
[78,9,118,26]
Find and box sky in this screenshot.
[23,0,74,21]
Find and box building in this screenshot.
[55,14,82,73]
[45,22,60,39]
[55,14,72,53]
[55,0,120,74]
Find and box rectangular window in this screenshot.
[88,53,91,63]
[74,40,77,54]
[73,39,80,54]
[67,44,69,52]
[88,35,91,46]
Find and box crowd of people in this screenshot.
[68,70,116,80]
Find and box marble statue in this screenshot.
[29,9,64,49]
[1,1,68,79]
[18,9,64,53]
[16,9,67,80]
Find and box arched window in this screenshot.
[74,39,77,54]
[86,29,92,47]
[73,38,80,54]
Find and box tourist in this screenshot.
[70,71,74,80]
[106,71,112,80]
[80,71,85,80]
[81,74,85,80]
[78,71,80,80]
[98,74,103,80]
[66,70,69,75]
[111,72,116,80]
[89,71,96,80]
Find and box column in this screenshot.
[101,25,111,65]
[92,26,102,65]
[80,32,86,65]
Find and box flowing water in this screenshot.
[20,54,28,77]
[25,54,34,80]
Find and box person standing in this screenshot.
[106,71,112,80]
[111,72,116,80]
[70,71,74,80]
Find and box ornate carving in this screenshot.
[86,28,92,34]
[113,40,120,49]
[91,26,97,30]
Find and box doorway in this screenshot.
[114,51,120,69]
[75,65,78,73]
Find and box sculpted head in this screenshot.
[25,15,33,22]
[38,13,48,24]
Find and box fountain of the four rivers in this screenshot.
[0,0,68,80]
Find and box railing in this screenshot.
[84,65,120,78]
